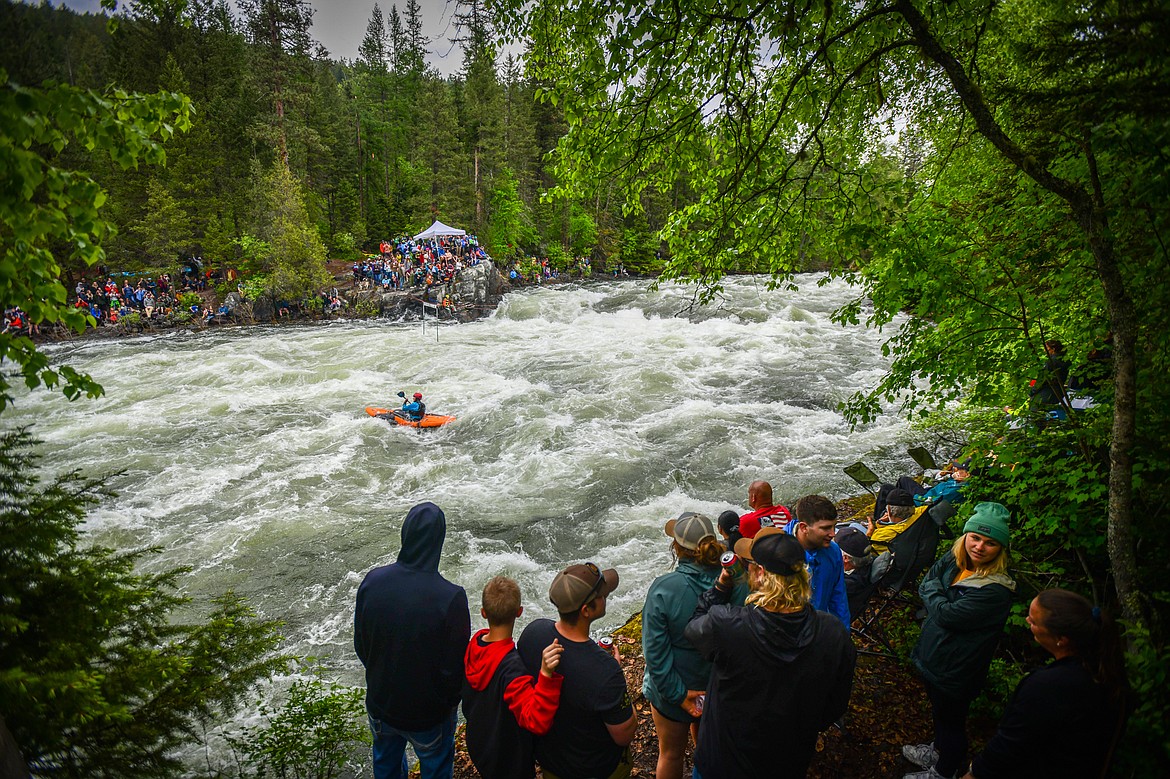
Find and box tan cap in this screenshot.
[549,563,619,612]
[664,512,716,550]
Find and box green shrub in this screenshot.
[517,256,541,282]
[331,232,361,262]
[546,244,572,273]
[1119,620,1170,773]
[240,275,275,302]
[226,669,370,779]
[352,298,381,318]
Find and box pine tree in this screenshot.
[499,54,540,204]
[135,178,194,267]
[238,0,316,170]
[454,0,503,234]
[246,159,331,303]
[0,429,287,776]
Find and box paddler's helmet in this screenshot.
[413,393,423,400]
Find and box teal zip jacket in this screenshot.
[641,560,747,722]
[912,551,1016,700]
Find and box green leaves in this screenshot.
[0,429,288,776]
[224,665,370,778]
[0,72,191,411]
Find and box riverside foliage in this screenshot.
[497,0,1170,769]
[0,0,675,276]
[0,429,289,776]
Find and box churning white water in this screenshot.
[9,275,912,712]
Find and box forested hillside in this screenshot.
[0,0,688,279]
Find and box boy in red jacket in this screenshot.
[463,576,564,779]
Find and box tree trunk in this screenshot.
[1082,212,1142,625]
[475,148,483,231]
[896,0,1143,625]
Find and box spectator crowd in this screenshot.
[356,236,488,291]
[66,268,216,330]
[354,475,1128,779]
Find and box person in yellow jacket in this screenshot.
[867,488,929,554]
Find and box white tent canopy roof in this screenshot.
[413,220,466,240]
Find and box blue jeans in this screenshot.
[368,708,456,779]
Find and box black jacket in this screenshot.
[971,657,1118,778]
[354,502,471,729]
[684,586,856,779]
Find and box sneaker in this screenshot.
[903,769,955,779]
[902,743,939,769]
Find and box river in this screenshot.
[10,275,914,743]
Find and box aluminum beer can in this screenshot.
[720,551,744,578]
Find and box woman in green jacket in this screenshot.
[903,502,1017,779]
[642,512,738,779]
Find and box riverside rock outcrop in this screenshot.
[349,259,506,323]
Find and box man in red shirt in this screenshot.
[737,480,792,539]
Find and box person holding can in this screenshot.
[642,512,745,779]
[684,527,856,779]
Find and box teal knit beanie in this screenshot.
[962,502,1011,546]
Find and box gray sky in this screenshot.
[53,0,474,75]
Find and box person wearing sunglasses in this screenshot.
[516,562,636,779]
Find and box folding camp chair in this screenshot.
[907,446,940,472]
[843,461,882,495]
[852,500,952,658]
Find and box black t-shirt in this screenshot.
[516,619,632,779]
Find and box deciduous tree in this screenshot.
[0,68,191,410]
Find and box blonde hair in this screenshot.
[952,533,1010,577]
[746,566,812,613]
[672,536,726,568]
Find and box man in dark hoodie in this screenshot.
[354,502,471,779]
[685,527,856,779]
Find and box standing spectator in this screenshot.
[737,480,792,539]
[354,502,471,779]
[685,528,856,778]
[462,576,564,779]
[784,495,851,629]
[961,588,1127,779]
[715,510,743,550]
[903,503,1016,779]
[516,562,636,779]
[642,513,727,779]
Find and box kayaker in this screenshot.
[399,392,426,421]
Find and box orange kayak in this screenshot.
[365,407,457,428]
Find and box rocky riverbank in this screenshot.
[44,260,513,345]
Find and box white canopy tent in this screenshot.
[413,220,466,241]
